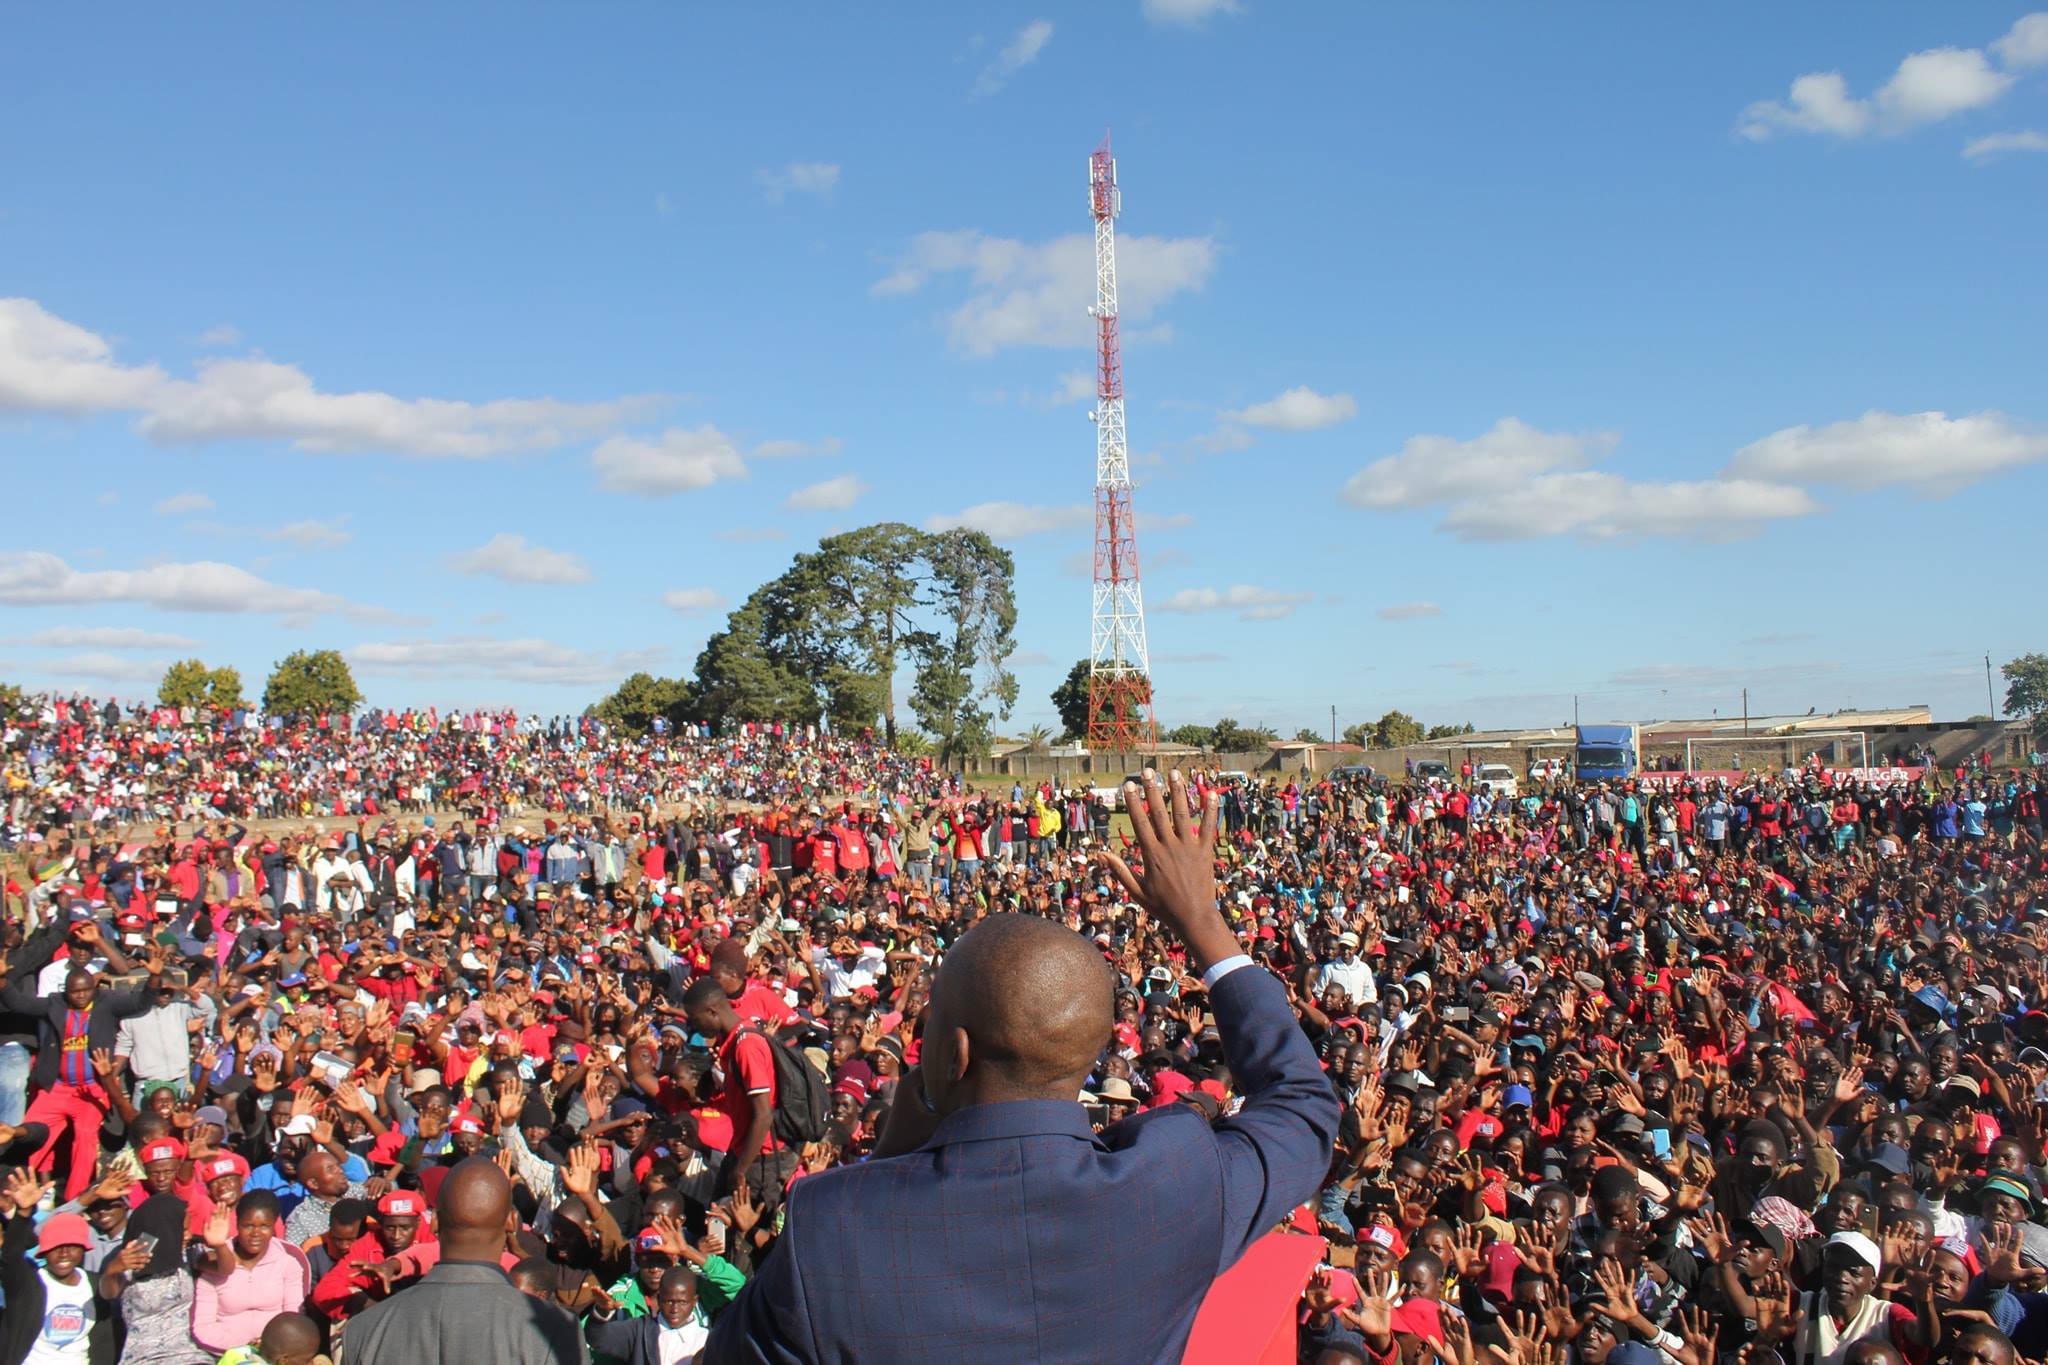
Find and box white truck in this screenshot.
[1476,763,1519,799]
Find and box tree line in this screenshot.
[152,650,363,716]
[1047,659,1471,752]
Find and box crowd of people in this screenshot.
[1,694,938,836]
[0,683,2045,1364]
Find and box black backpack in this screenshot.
[737,1025,831,1145]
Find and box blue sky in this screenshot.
[2,3,2044,734]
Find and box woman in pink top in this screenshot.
[191,1189,311,1354]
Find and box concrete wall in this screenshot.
[968,719,2033,782]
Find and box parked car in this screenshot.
[1413,760,1451,783]
[1528,756,1568,784]
[1328,764,1376,784]
[1476,763,1519,799]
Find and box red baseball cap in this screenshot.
[198,1155,241,1182]
[451,1114,486,1136]
[377,1191,424,1218]
[139,1138,186,1165]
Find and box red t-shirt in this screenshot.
[714,1029,782,1157]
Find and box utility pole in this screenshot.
[1742,687,1749,735]
[1573,694,1579,727]
[1988,652,1997,717]
[1330,704,1337,745]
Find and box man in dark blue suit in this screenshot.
[704,769,1340,1363]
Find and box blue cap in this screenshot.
[1503,1084,1534,1109]
[1911,985,1951,1016]
[1512,1035,1546,1053]
[423,815,435,827]
[278,972,308,988]
[1867,1142,1910,1176]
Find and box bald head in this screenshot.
[924,914,1114,1111]
[437,1155,514,1260]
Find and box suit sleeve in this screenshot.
[1205,963,1341,1271]
[700,1199,818,1364]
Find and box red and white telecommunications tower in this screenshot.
[1085,132,1156,753]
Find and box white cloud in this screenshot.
[1043,371,1094,406]
[1439,472,1817,542]
[447,533,593,585]
[1726,409,2048,493]
[591,426,748,495]
[751,436,842,458]
[265,518,353,550]
[756,162,841,202]
[1341,417,1609,509]
[1153,585,1313,621]
[0,298,169,413]
[1221,386,1358,432]
[142,357,652,458]
[1344,417,1817,542]
[661,587,724,614]
[925,501,1091,539]
[1141,0,1241,26]
[195,324,242,348]
[874,229,1218,355]
[1740,15,2034,140]
[154,491,215,516]
[36,652,171,684]
[0,552,376,621]
[0,297,659,458]
[349,637,667,688]
[1740,72,1874,139]
[974,19,1053,96]
[1993,13,2048,69]
[785,473,869,511]
[11,625,199,650]
[1964,129,2048,159]
[1375,602,1442,621]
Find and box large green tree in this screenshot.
[801,523,934,744]
[1372,709,1424,749]
[158,659,245,710]
[1051,659,1091,741]
[1341,721,1373,747]
[2005,653,2048,736]
[1426,722,1475,740]
[910,529,1018,765]
[590,672,695,735]
[691,593,819,728]
[262,650,361,715]
[1164,722,1215,749]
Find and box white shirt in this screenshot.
[656,1316,712,1364]
[25,1267,94,1364]
[1314,956,1376,1005]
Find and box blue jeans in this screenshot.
[0,1042,30,1127]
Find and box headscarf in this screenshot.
[123,1192,190,1280]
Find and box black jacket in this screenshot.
[585,1312,705,1365]
[0,931,154,1091]
[0,1210,116,1365]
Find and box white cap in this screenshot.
[1826,1230,1882,1272]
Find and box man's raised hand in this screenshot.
[1099,770,1238,971]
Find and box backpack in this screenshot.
[737,1025,830,1145]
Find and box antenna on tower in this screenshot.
[1085,132,1157,754]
